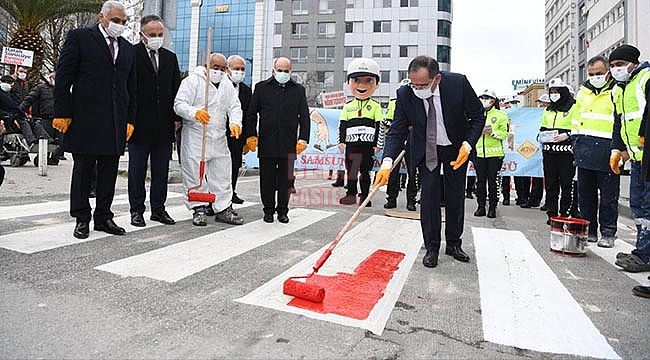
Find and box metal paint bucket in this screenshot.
[549,216,590,256]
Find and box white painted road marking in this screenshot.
[586,239,648,285]
[0,192,183,221]
[236,215,422,335]
[95,208,335,283]
[0,202,255,254]
[472,227,620,359]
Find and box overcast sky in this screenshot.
[450,0,546,98]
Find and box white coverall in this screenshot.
[174,66,243,212]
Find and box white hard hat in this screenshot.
[507,95,520,103]
[480,89,498,100]
[547,77,569,89]
[537,93,550,102]
[347,58,380,79]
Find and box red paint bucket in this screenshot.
[549,216,590,257]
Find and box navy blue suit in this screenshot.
[383,72,484,252]
[54,25,136,223]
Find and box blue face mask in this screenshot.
[274,71,290,84]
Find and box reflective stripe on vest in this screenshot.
[574,85,615,139]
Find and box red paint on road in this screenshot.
[287,249,405,320]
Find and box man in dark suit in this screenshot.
[53,0,136,239]
[128,15,180,227]
[244,57,310,224]
[226,55,252,205]
[375,56,484,268]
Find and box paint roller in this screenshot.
[283,150,407,302]
[187,27,216,204]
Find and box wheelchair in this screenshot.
[0,115,59,167]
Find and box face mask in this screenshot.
[209,69,223,83]
[144,35,163,51]
[17,72,27,80]
[105,21,126,38]
[413,87,433,100]
[0,83,11,92]
[230,70,245,84]
[549,93,561,102]
[610,65,631,82]
[480,99,494,109]
[588,74,607,88]
[274,71,290,84]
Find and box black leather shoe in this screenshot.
[232,193,244,204]
[94,219,126,235]
[73,221,89,239]
[331,180,344,187]
[277,214,289,223]
[422,250,438,268]
[474,207,486,217]
[130,213,146,227]
[632,285,650,299]
[406,201,416,211]
[487,207,496,218]
[151,210,175,225]
[384,199,397,209]
[204,204,215,217]
[263,214,274,223]
[445,245,470,262]
[502,198,510,206]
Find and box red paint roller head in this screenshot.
[283,278,325,303]
[187,192,216,203]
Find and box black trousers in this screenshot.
[17,118,52,145]
[227,136,244,193]
[543,152,575,217]
[474,156,503,208]
[128,142,172,215]
[259,157,292,216]
[514,176,544,205]
[345,144,374,196]
[386,158,417,203]
[71,153,120,223]
[466,175,475,194]
[419,145,466,252]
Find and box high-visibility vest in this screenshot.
[573,84,615,139]
[475,107,509,158]
[612,67,650,161]
[541,104,577,130]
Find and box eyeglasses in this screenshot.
[275,69,290,73]
[409,80,433,91]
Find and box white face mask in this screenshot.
[105,21,126,38]
[17,72,27,80]
[209,69,224,84]
[588,74,607,88]
[0,83,11,92]
[610,65,631,82]
[230,70,245,84]
[480,99,494,109]
[144,35,163,51]
[413,87,433,100]
[549,93,561,102]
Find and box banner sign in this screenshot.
[321,91,347,108]
[1,46,34,67]
[245,107,545,177]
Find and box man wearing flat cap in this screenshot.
[608,44,650,274]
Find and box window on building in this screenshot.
[345,21,362,33]
[380,70,390,83]
[398,70,408,82]
[346,0,363,8]
[316,47,335,62]
[372,45,391,58]
[292,71,307,84]
[399,20,418,32]
[292,0,308,15]
[274,0,283,11]
[437,19,451,38]
[273,47,282,59]
[399,45,417,57]
[344,46,363,58]
[373,20,391,33]
[437,45,451,63]
[273,23,282,35]
[319,0,336,13]
[400,0,418,6]
[374,0,391,7]
[291,23,308,39]
[290,47,308,63]
[438,0,451,12]
[317,71,334,86]
[318,22,336,38]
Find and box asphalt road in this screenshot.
[1,156,648,359]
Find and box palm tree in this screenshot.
[0,0,103,84]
